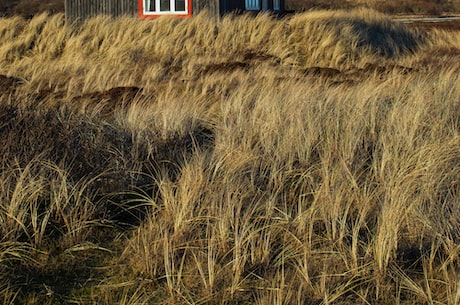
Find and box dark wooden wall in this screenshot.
[223,0,245,13]
[66,0,221,21]
[65,0,137,21]
[193,0,221,17]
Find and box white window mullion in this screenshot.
[171,0,175,12]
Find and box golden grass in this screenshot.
[287,0,460,15]
[0,9,459,304]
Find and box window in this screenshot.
[160,0,170,11]
[273,0,280,10]
[144,0,188,14]
[245,0,260,10]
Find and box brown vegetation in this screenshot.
[0,0,64,18]
[287,0,460,15]
[0,9,459,304]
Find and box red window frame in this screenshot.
[138,0,193,18]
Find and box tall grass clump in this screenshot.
[0,8,459,304]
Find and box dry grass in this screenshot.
[287,0,460,15]
[0,9,459,304]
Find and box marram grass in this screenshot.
[0,8,459,305]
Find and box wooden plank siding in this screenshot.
[65,0,218,21]
[193,0,220,18]
[224,0,245,13]
[65,0,137,22]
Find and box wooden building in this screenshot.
[65,0,285,21]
